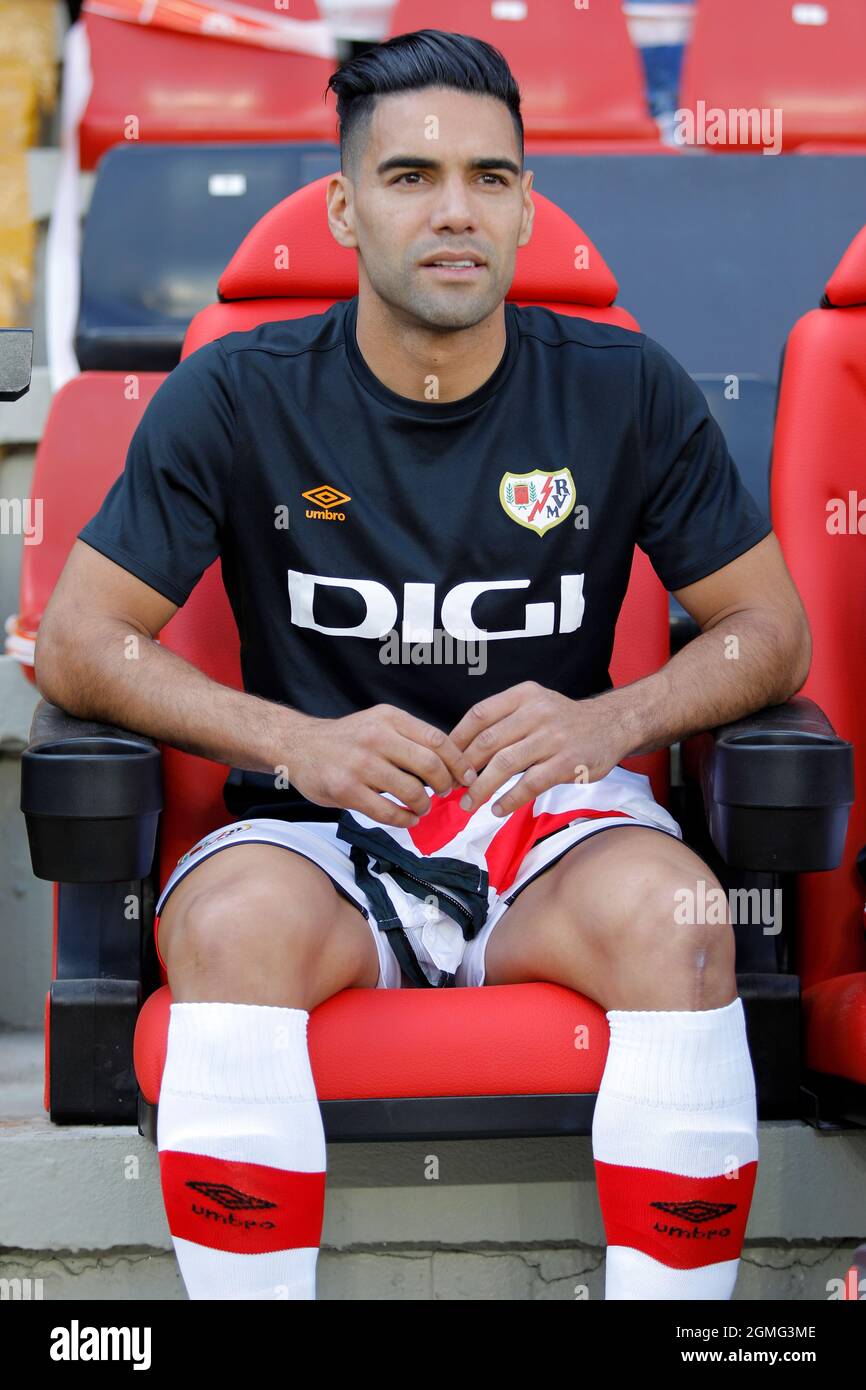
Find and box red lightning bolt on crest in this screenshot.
[528,475,554,521]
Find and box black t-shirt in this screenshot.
[77,296,771,820]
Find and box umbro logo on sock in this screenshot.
[186,1180,279,1233]
[652,1200,737,1223]
[186,1181,276,1211]
[650,1198,737,1241]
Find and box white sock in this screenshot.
[157,1002,326,1300]
[592,997,759,1300]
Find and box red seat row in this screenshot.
[76,0,866,169]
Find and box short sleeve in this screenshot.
[635,336,772,592]
[77,339,236,606]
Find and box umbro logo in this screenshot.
[302,484,351,521]
[650,1197,737,1241]
[186,1181,276,1211]
[651,1200,736,1223]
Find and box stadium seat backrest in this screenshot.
[18,373,169,673]
[183,173,639,350]
[771,223,866,991]
[79,1,337,171]
[679,0,866,151]
[150,173,669,915]
[385,1,657,143]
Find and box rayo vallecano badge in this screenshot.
[499,468,576,535]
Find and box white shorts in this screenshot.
[154,766,683,990]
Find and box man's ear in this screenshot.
[326,173,358,252]
[518,172,535,249]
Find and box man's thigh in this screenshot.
[482,826,734,1009]
[157,842,382,1006]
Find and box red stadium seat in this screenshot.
[141,176,670,1126]
[78,2,338,172]
[156,176,663,932]
[385,0,660,147]
[22,177,672,1131]
[185,173,640,353]
[770,223,866,1102]
[679,0,866,153]
[13,373,168,678]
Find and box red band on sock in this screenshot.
[594,1159,758,1269]
[160,1150,326,1254]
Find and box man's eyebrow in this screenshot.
[375,154,522,177]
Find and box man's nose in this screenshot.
[429,178,477,230]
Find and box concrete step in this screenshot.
[0,1026,43,1118]
[1,1029,865,1298]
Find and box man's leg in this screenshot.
[484,826,758,1300]
[155,843,380,1300]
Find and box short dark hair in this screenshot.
[325,29,524,178]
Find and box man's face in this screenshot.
[329,86,534,332]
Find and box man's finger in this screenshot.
[484,759,560,818]
[353,786,423,828]
[457,736,540,816]
[458,707,536,772]
[448,687,522,751]
[367,754,438,817]
[394,710,478,789]
[383,733,451,797]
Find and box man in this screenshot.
[35,30,811,1301]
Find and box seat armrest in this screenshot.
[685,695,854,872]
[27,698,159,750]
[20,699,163,882]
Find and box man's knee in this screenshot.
[606,863,732,955]
[558,846,736,981]
[158,852,339,975]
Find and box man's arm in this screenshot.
[595,531,812,757]
[35,540,476,828]
[449,344,811,817]
[449,531,812,817]
[35,540,310,776]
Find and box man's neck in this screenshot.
[353,295,507,403]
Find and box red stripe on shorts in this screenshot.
[160,1150,326,1254]
[485,805,634,896]
[407,787,474,854]
[408,789,635,896]
[594,1159,758,1269]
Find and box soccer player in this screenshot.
[35,30,811,1300]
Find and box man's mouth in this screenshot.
[421,259,486,278]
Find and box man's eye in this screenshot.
[393,172,508,186]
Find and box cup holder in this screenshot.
[21,736,162,882]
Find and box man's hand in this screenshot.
[447,681,631,818]
[284,704,478,829]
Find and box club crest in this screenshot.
[499,469,576,535]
